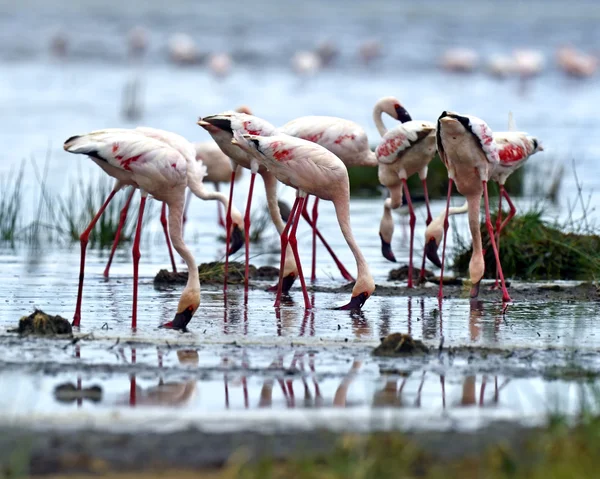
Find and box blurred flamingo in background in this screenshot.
[168,33,201,65]
[208,52,233,78]
[556,46,598,78]
[64,130,203,331]
[127,26,149,59]
[291,50,321,77]
[231,132,375,311]
[373,97,437,287]
[435,111,511,303]
[440,48,479,73]
[358,39,383,65]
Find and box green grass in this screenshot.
[0,163,24,245]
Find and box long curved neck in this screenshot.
[261,171,286,234]
[373,103,389,137]
[333,197,370,286]
[168,194,199,292]
[467,195,482,259]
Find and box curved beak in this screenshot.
[198,116,233,134]
[337,292,370,311]
[267,273,297,293]
[425,238,442,268]
[395,105,413,123]
[228,225,244,255]
[159,308,194,332]
[470,281,481,298]
[380,234,396,263]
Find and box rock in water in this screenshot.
[373,333,429,356]
[54,383,103,403]
[13,309,72,336]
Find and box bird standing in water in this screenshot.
[231,131,375,311]
[64,130,201,330]
[435,111,511,302]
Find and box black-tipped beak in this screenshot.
[395,105,413,124]
[64,135,80,149]
[380,234,396,263]
[198,116,233,134]
[267,273,297,293]
[470,281,481,298]
[337,292,370,311]
[228,225,244,256]
[159,308,194,332]
[425,238,442,268]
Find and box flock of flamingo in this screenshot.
[63,98,543,332]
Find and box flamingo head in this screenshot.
[227,205,245,256]
[423,219,443,268]
[377,96,412,123]
[160,289,200,332]
[338,273,375,311]
[198,115,233,135]
[530,136,544,153]
[235,105,253,115]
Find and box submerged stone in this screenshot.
[388,265,434,282]
[12,309,72,336]
[373,333,429,356]
[54,382,103,403]
[154,262,280,285]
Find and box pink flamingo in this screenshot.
[64,129,201,330]
[375,102,437,288]
[424,116,543,288]
[435,111,511,302]
[277,96,410,282]
[231,131,375,310]
[102,127,245,279]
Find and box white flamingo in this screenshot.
[64,130,202,330]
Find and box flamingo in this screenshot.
[277,96,409,282]
[168,33,201,65]
[435,111,511,302]
[556,46,598,78]
[127,26,149,59]
[63,130,202,331]
[208,52,233,78]
[440,48,479,73]
[102,127,245,279]
[231,131,375,311]
[424,115,543,288]
[374,98,437,288]
[291,51,322,77]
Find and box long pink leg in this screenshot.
[301,209,354,282]
[131,195,147,330]
[437,179,453,300]
[492,187,504,289]
[498,188,517,235]
[160,203,177,273]
[483,181,511,302]
[402,179,416,288]
[309,197,319,282]
[243,172,257,291]
[274,197,300,308]
[182,189,192,234]
[223,171,236,294]
[73,189,118,327]
[288,196,311,309]
[104,187,135,279]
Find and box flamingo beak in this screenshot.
[425,238,442,268]
[337,292,370,311]
[470,281,481,298]
[380,234,396,262]
[267,273,297,293]
[199,117,233,134]
[228,225,244,255]
[395,105,413,123]
[159,308,194,332]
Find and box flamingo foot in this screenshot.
[337,292,370,311]
[228,225,244,255]
[380,234,396,263]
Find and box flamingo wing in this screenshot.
[376,121,435,164]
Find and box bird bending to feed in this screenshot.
[102,127,245,279]
[231,131,375,311]
[64,129,201,331]
[277,96,407,282]
[435,111,511,302]
[374,96,437,288]
[424,113,543,289]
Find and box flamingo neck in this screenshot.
[261,171,286,234]
[167,195,200,294]
[372,103,389,137]
[467,194,484,284]
[333,198,372,294]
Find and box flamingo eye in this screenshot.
[187,305,194,312]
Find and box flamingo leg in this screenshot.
[492,187,504,289]
[223,171,236,294]
[131,194,147,330]
[73,189,118,327]
[301,208,354,282]
[310,197,319,282]
[182,188,192,233]
[437,179,453,300]
[160,203,177,273]
[498,187,517,235]
[104,186,135,279]
[401,179,416,288]
[483,181,511,302]
[274,197,301,308]
[243,172,257,291]
[215,183,226,228]
[288,195,311,310]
